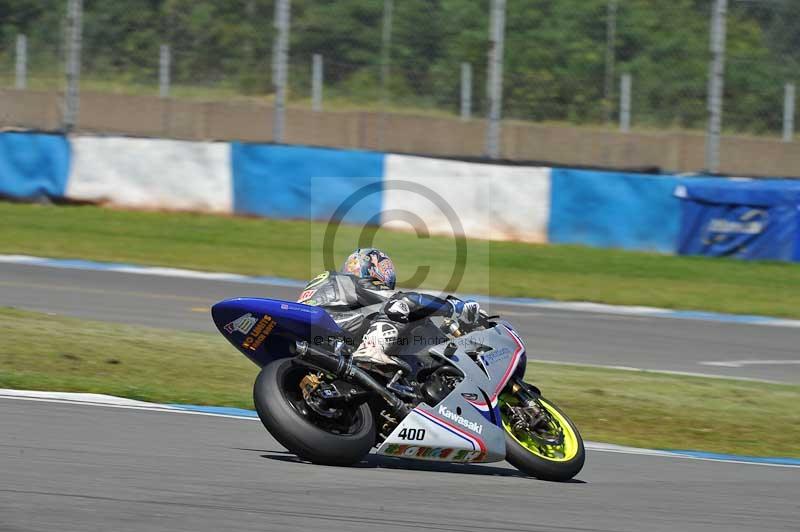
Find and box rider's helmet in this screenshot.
[341,248,396,290]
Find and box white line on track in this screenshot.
[526,359,788,384]
[699,360,800,368]
[0,390,255,421]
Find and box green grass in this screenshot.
[2,201,800,318]
[1,307,797,457]
[0,307,253,407]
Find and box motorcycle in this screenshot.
[212,297,585,481]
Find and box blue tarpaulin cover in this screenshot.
[675,178,800,262]
[0,132,70,199]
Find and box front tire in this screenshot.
[253,358,376,466]
[503,396,585,481]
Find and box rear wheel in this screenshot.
[501,392,585,481]
[253,358,376,466]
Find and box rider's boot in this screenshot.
[352,320,403,373]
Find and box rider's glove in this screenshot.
[449,298,481,326]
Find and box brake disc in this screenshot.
[510,405,564,447]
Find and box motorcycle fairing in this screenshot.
[464,323,526,418]
[212,297,343,367]
[376,323,525,463]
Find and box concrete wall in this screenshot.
[2,89,799,176]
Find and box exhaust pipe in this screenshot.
[295,341,409,416]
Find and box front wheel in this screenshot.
[253,358,376,466]
[501,392,585,481]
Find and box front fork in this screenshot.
[507,376,541,404]
[501,377,563,446]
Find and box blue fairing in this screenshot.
[505,322,527,381]
[513,352,528,380]
[212,298,343,367]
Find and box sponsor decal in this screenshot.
[702,208,768,248]
[279,303,318,314]
[706,209,767,235]
[438,405,483,434]
[224,313,257,335]
[243,314,277,351]
[297,289,317,303]
[382,444,484,462]
[480,347,512,367]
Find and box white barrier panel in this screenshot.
[382,154,551,243]
[67,136,232,213]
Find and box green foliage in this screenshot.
[0,0,797,133]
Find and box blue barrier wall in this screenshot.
[3,134,745,257]
[231,144,385,224]
[676,179,800,262]
[548,169,684,252]
[0,133,70,199]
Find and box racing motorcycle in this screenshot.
[212,297,585,481]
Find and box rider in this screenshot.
[297,248,481,371]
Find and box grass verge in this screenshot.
[1,307,797,457]
[2,201,800,318]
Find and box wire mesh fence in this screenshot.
[0,0,797,168]
[724,0,799,139]
[0,0,65,91]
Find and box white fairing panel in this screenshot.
[376,409,487,463]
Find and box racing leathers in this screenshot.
[297,271,480,370]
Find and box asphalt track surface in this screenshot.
[2,263,800,530]
[2,262,800,383]
[1,397,798,532]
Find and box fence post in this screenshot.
[15,34,27,90]
[159,44,171,98]
[312,54,323,112]
[620,73,632,133]
[460,62,472,121]
[783,82,795,143]
[705,0,727,173]
[379,0,393,149]
[604,0,618,124]
[64,0,83,131]
[272,0,291,143]
[485,0,506,159]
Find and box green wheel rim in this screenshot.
[501,396,579,462]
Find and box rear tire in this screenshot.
[253,358,376,466]
[503,397,585,481]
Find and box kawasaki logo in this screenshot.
[438,405,483,434]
